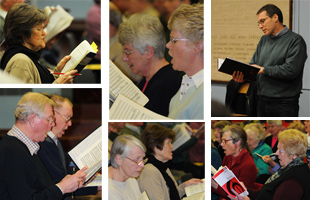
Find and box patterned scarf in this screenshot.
[265,157,305,184]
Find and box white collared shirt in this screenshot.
[0,9,7,19]
[179,69,204,101]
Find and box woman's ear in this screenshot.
[115,155,123,166]
[145,46,155,58]
[193,41,203,54]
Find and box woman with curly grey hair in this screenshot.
[117,13,182,116]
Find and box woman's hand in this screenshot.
[262,155,276,167]
[183,178,204,188]
[56,70,78,84]
[211,177,218,189]
[55,55,71,72]
[227,189,250,200]
[232,71,244,83]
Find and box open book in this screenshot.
[109,94,170,120]
[85,175,101,187]
[61,40,98,73]
[218,58,260,81]
[172,123,192,151]
[68,126,102,184]
[182,179,205,200]
[137,191,150,200]
[44,5,74,42]
[212,165,248,197]
[109,60,149,106]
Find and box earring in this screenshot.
[235,144,237,148]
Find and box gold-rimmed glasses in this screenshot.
[126,157,148,166]
[54,110,71,123]
[257,17,270,26]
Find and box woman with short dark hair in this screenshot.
[0,3,77,83]
[138,124,202,200]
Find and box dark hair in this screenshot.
[141,124,175,155]
[4,3,47,46]
[257,4,283,23]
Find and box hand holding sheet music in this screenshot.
[68,126,102,184]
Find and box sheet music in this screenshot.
[62,40,94,72]
[172,123,191,151]
[182,192,205,200]
[137,191,150,200]
[109,60,149,106]
[68,126,102,181]
[185,179,205,197]
[109,94,170,120]
[85,175,101,187]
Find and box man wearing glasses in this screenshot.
[0,92,87,199]
[38,94,99,198]
[250,4,307,117]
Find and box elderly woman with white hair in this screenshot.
[108,134,147,200]
[166,3,204,119]
[229,129,310,200]
[244,123,273,179]
[117,13,182,117]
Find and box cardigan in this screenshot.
[138,64,182,116]
[0,44,59,83]
[168,75,204,119]
[137,163,185,200]
[109,178,141,200]
[252,143,273,176]
[0,134,63,200]
[212,149,257,199]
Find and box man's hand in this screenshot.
[232,71,245,83]
[57,166,88,194]
[251,64,264,74]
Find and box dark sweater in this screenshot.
[138,64,182,116]
[252,164,310,200]
[250,29,307,98]
[0,135,63,200]
[38,136,97,199]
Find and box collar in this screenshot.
[230,148,248,166]
[185,69,204,88]
[47,131,58,144]
[7,125,40,155]
[271,25,288,39]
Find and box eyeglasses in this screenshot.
[170,37,189,44]
[221,139,234,144]
[44,116,55,126]
[126,157,148,166]
[54,110,71,123]
[122,49,134,57]
[257,17,270,26]
[278,149,285,154]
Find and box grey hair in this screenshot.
[267,120,282,127]
[110,134,146,168]
[15,92,55,122]
[117,13,166,58]
[244,123,266,143]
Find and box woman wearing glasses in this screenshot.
[138,124,203,200]
[229,129,310,200]
[211,124,257,199]
[109,134,147,200]
[166,3,204,119]
[117,13,182,117]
